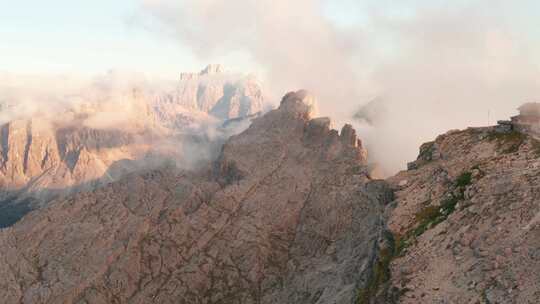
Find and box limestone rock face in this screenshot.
[0,66,267,228]
[156,65,264,123]
[385,127,540,303]
[0,117,152,227]
[0,91,391,304]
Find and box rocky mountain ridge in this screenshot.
[381,124,540,303]
[0,91,538,303]
[0,91,392,304]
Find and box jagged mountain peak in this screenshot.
[200,64,225,75]
[179,64,226,80]
[0,91,391,304]
[216,91,368,187]
[280,89,319,118]
[169,65,265,120]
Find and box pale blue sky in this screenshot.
[0,0,205,77]
[1,0,539,78]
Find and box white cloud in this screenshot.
[140,0,540,174]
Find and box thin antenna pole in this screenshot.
[488,110,491,126]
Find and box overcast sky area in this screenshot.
[1,0,540,174]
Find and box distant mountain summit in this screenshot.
[0,66,267,227]
[179,63,225,80]
[157,64,264,122]
[200,63,225,75]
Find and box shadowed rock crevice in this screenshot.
[1,123,10,167]
[22,120,33,174]
[0,195,35,228]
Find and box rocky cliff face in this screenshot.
[0,65,266,228]
[383,127,540,303]
[154,64,264,124]
[0,91,392,304]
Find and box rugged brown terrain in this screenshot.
[0,91,393,304]
[384,126,540,303]
[0,92,539,304]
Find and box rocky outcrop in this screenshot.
[0,91,391,304]
[155,64,264,123]
[0,118,154,227]
[385,126,540,303]
[0,119,136,191]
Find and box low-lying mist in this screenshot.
[0,70,258,172]
[0,71,163,128]
[141,0,540,175]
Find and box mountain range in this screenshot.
[0,65,265,228]
[0,72,538,303]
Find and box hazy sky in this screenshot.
[0,0,204,77]
[2,1,539,77]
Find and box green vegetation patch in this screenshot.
[393,234,410,259]
[487,131,526,154]
[395,171,470,256]
[357,246,394,304]
[356,169,476,303]
[531,139,540,158]
[456,171,472,187]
